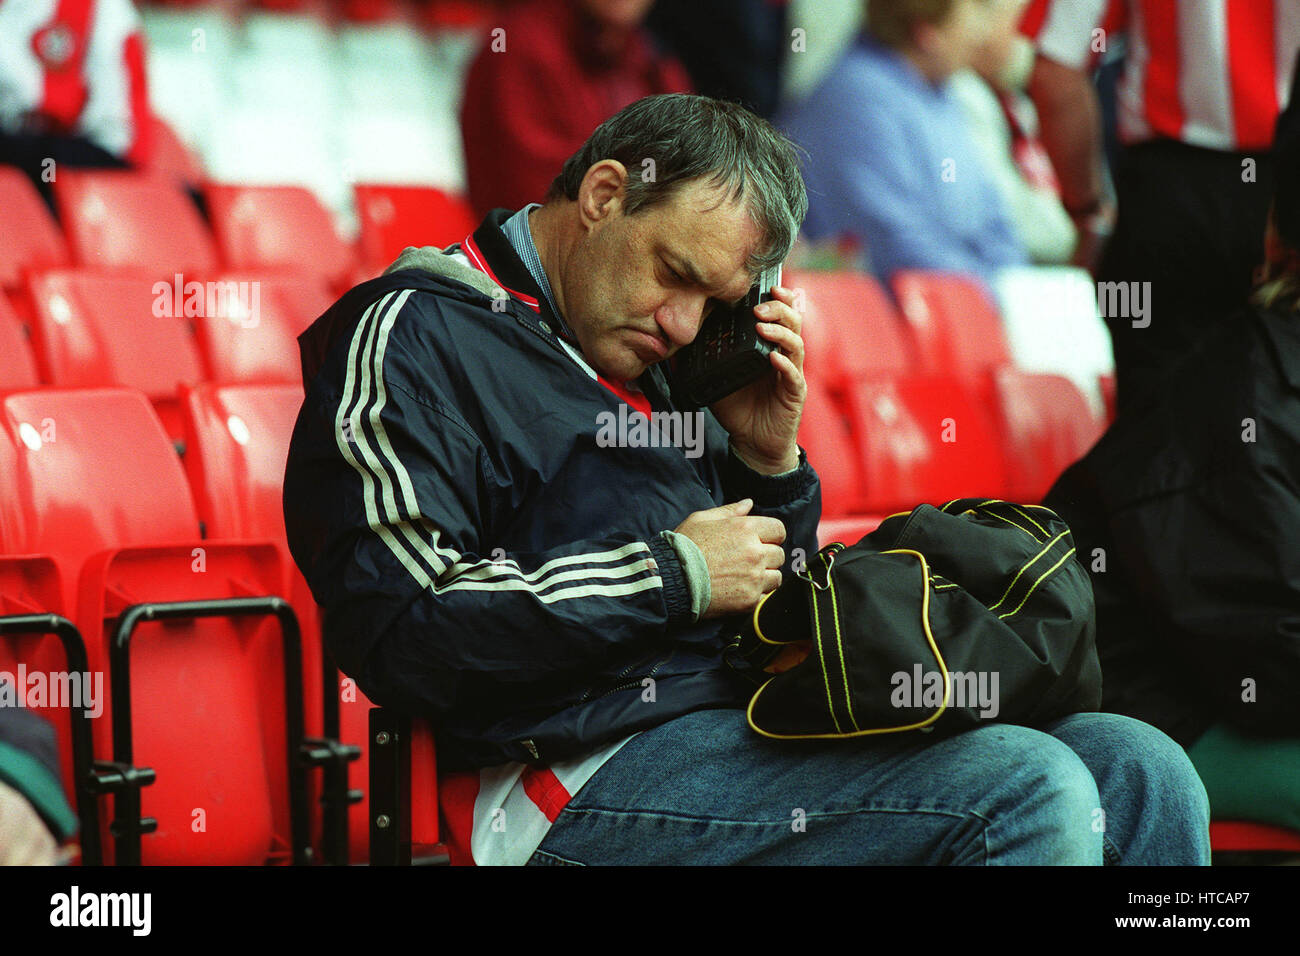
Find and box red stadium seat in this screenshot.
[0,165,70,290]
[141,115,205,188]
[354,184,478,270]
[1209,820,1300,854]
[192,272,333,384]
[26,269,207,442]
[0,290,40,389]
[205,184,356,290]
[890,271,1011,381]
[842,376,1007,513]
[180,382,370,863]
[992,369,1106,503]
[181,383,303,543]
[798,377,866,518]
[53,170,217,274]
[817,515,884,548]
[786,268,914,393]
[0,387,307,865]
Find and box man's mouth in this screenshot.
[627,328,669,362]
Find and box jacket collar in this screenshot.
[460,208,572,339]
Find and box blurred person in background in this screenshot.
[460,0,690,218]
[777,0,1028,287]
[1044,55,1300,834]
[0,0,152,209]
[949,0,1075,264]
[1023,0,1300,412]
[646,0,790,119]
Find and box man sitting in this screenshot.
[285,93,1208,865]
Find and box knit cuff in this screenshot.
[660,530,711,622]
[723,444,817,507]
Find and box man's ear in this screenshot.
[577,160,629,229]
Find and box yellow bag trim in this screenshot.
[983,508,1042,542]
[997,547,1077,621]
[824,553,862,732]
[987,530,1070,612]
[745,549,951,740]
[810,552,847,734]
[751,588,794,646]
[1008,504,1050,539]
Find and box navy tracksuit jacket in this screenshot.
[284,210,822,770]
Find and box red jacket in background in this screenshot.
[460,0,691,217]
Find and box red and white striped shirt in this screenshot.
[440,737,636,866]
[0,0,151,162]
[1022,0,1300,151]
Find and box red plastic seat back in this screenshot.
[891,271,1011,380]
[354,184,477,269]
[206,184,355,289]
[844,376,1007,513]
[993,369,1106,503]
[181,383,303,542]
[0,165,70,290]
[141,115,204,187]
[27,269,207,439]
[0,388,198,581]
[0,290,40,389]
[817,515,884,548]
[798,378,865,518]
[787,268,914,391]
[192,272,332,384]
[53,170,217,274]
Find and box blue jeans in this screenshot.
[526,709,1210,865]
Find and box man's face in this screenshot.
[561,176,764,382]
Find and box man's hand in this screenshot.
[675,498,786,618]
[709,285,806,474]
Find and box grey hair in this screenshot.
[546,93,808,274]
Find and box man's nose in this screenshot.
[655,293,712,348]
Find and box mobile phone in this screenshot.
[673,263,783,409]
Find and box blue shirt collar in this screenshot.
[501,203,575,341]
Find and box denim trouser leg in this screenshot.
[1043,712,1211,866]
[526,709,1210,865]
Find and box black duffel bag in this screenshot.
[724,498,1102,739]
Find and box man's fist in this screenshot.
[674,498,786,618]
